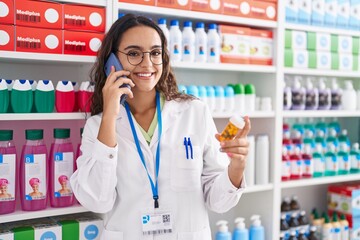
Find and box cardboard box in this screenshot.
[15,26,62,54]
[0,24,14,51]
[285,30,307,50]
[328,183,360,217]
[0,224,13,240]
[298,0,311,24]
[119,0,155,5]
[284,49,316,68]
[63,30,103,56]
[285,0,297,22]
[157,0,191,10]
[250,1,277,21]
[15,0,62,29]
[339,53,358,70]
[337,0,350,29]
[0,0,14,25]
[63,4,105,33]
[191,0,222,14]
[250,29,273,65]
[222,0,251,18]
[349,0,360,30]
[218,25,250,64]
[312,0,325,25]
[307,32,338,52]
[337,35,359,54]
[324,0,337,27]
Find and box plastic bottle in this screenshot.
[0,130,17,215]
[331,213,341,240]
[245,135,255,186]
[338,129,350,150]
[20,129,48,211]
[158,18,169,49]
[317,77,331,110]
[280,214,290,240]
[308,226,319,240]
[305,77,319,110]
[34,80,55,113]
[195,22,207,63]
[350,143,360,173]
[207,23,220,63]
[178,84,187,94]
[244,84,256,113]
[311,212,322,239]
[330,78,342,110]
[282,146,291,181]
[328,118,341,135]
[234,83,245,114]
[339,214,349,240]
[290,195,300,215]
[338,142,350,175]
[298,210,310,234]
[302,144,313,178]
[298,229,308,240]
[314,130,326,153]
[324,144,338,176]
[169,20,182,62]
[232,217,248,240]
[0,79,9,113]
[249,215,264,240]
[255,135,269,185]
[281,196,292,220]
[182,21,195,62]
[214,86,225,112]
[6,79,14,113]
[219,116,245,141]
[206,86,216,112]
[283,80,292,110]
[288,212,300,236]
[291,76,306,110]
[55,80,75,113]
[288,230,298,240]
[215,220,231,240]
[313,145,325,177]
[291,129,303,154]
[290,146,302,179]
[49,128,75,208]
[78,81,94,112]
[326,128,338,150]
[342,80,356,110]
[198,85,208,105]
[29,80,37,112]
[224,86,235,113]
[72,81,79,112]
[11,79,33,113]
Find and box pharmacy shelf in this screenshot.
[283,110,360,118]
[0,113,89,121]
[0,51,96,64]
[172,62,276,73]
[244,184,273,193]
[53,0,107,7]
[281,174,360,189]
[0,204,89,224]
[284,68,360,78]
[285,23,360,37]
[212,111,275,118]
[117,3,277,29]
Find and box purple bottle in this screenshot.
[305,77,318,110]
[291,76,306,110]
[49,128,75,208]
[317,78,331,110]
[20,129,48,211]
[283,80,292,110]
[330,78,342,110]
[0,130,17,215]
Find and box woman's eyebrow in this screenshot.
[124,45,162,50]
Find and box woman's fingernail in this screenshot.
[227,152,233,157]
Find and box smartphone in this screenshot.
[104,53,131,105]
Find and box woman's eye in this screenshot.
[151,50,161,56]
[128,51,140,57]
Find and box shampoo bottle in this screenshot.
[317,77,331,110]
[249,215,264,240]
[291,76,306,110]
[330,78,342,110]
[342,80,356,110]
[216,220,231,240]
[182,21,195,62]
[169,20,182,62]
[34,80,55,113]
[207,23,220,63]
[305,77,319,110]
[337,142,350,175]
[0,79,9,113]
[232,217,249,240]
[195,22,207,63]
[340,214,349,240]
[11,79,33,113]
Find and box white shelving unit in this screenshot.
[1,1,360,239]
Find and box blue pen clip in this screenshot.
[184,137,189,159]
[187,137,193,159]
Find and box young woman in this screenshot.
[70,14,251,240]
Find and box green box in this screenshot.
[59,220,79,240]
[285,29,307,49]
[307,32,338,52]
[331,52,339,70]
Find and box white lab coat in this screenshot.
[70,99,246,240]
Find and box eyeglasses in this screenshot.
[117,49,163,66]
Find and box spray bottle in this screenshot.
[216,220,231,240]
[233,217,249,240]
[249,215,264,240]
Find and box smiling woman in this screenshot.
[70,13,251,240]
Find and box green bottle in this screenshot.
[6,80,14,113]
[324,144,338,176]
[0,79,9,113]
[326,128,339,151]
[34,80,55,113]
[11,79,33,113]
[313,145,324,178]
[350,143,360,174]
[338,129,350,150]
[314,130,326,153]
[338,142,350,175]
[328,118,341,135]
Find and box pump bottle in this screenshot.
[216,220,231,240]
[232,217,249,240]
[249,215,264,240]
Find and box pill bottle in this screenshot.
[219,116,245,141]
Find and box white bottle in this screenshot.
[342,80,357,110]
[224,86,235,113]
[244,84,256,113]
[214,86,225,112]
[255,135,269,185]
[169,19,182,62]
[195,22,207,63]
[244,135,255,186]
[182,21,195,62]
[207,23,220,63]
[158,18,170,50]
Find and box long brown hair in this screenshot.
[90,14,193,116]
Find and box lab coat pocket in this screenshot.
[100,228,123,240]
[171,146,203,191]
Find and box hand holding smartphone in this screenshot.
[104,53,131,105]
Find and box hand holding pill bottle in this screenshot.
[219,115,245,141]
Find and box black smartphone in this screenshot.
[104,53,131,105]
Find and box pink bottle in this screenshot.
[290,146,302,180]
[20,129,48,211]
[281,146,290,181]
[0,130,17,215]
[49,128,75,207]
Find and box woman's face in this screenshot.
[0,185,7,193]
[32,184,39,192]
[117,25,163,94]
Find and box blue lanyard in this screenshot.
[124,91,162,208]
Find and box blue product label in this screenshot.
[54,153,63,161]
[84,225,99,240]
[0,154,2,163]
[41,231,57,240]
[25,154,34,163]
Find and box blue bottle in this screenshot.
[216,220,231,240]
[249,215,264,240]
[233,218,249,240]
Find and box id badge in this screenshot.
[142,212,173,236]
